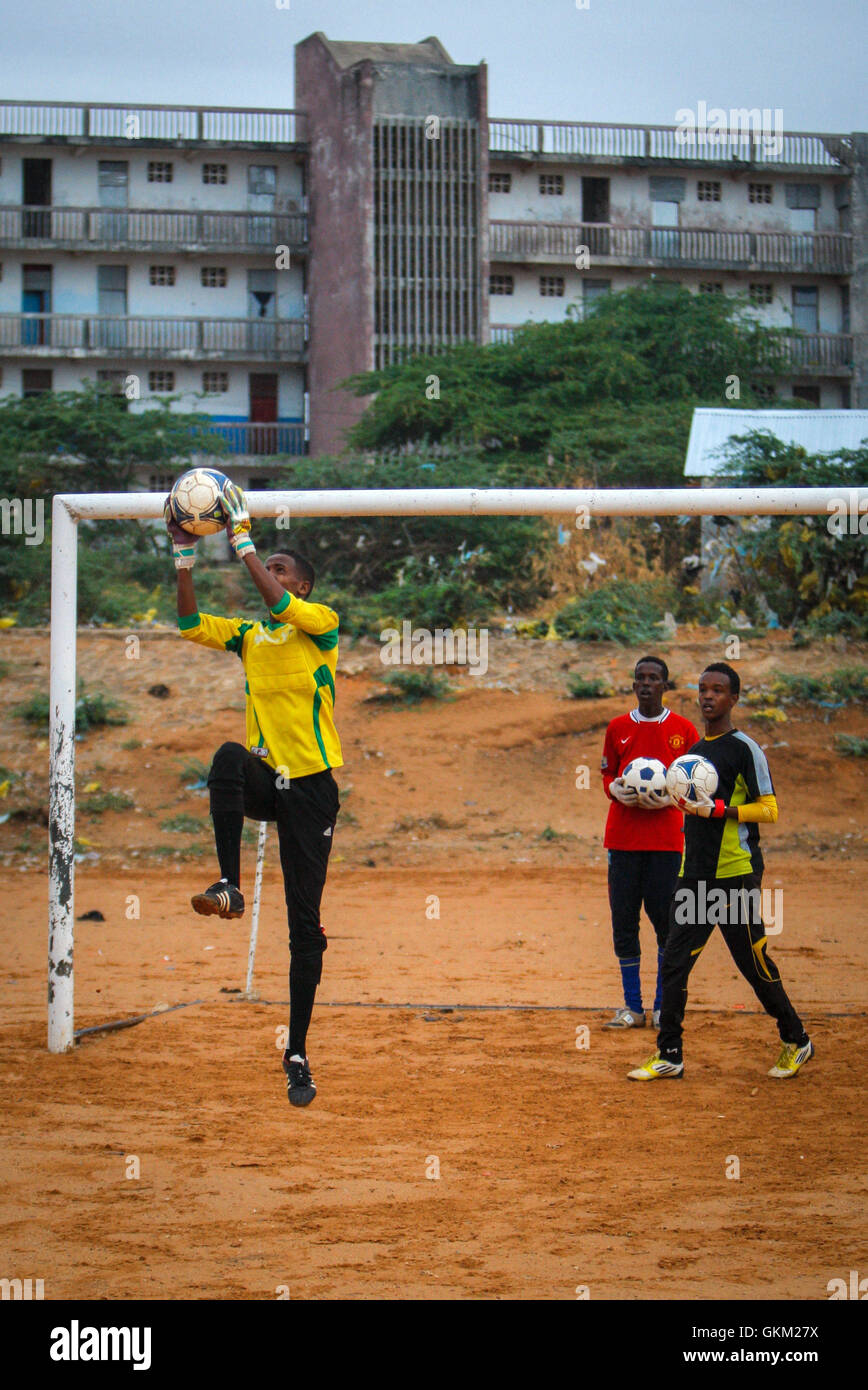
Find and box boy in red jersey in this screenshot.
[600,657,699,1028]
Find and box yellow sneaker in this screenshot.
[627,1051,684,1081]
[768,1039,814,1078]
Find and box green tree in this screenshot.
[715,430,868,631]
[344,284,789,457]
[0,382,227,623]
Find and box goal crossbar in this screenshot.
[48,485,866,1051]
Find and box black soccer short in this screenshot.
[207,742,339,964]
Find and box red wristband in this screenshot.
[712,799,726,818]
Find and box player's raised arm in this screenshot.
[165,500,200,618]
[222,481,339,635]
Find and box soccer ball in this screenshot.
[622,757,668,802]
[666,754,719,804]
[168,467,229,536]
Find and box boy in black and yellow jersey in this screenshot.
[167,481,341,1107]
[629,662,813,1083]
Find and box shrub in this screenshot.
[81,791,135,814]
[367,669,453,706]
[553,580,668,645]
[15,686,128,731]
[161,814,208,834]
[566,675,613,699]
[833,733,868,758]
[772,668,868,704]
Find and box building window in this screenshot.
[149,472,177,492]
[148,371,175,392]
[200,266,228,288]
[749,283,773,305]
[749,182,773,204]
[22,369,52,396]
[699,282,723,294]
[147,162,173,183]
[540,276,565,297]
[202,371,229,393]
[792,383,821,406]
[489,172,512,194]
[96,369,127,396]
[751,381,776,402]
[792,285,819,332]
[697,181,721,202]
[539,174,564,196]
[149,265,176,286]
[490,275,514,295]
[583,279,611,314]
[202,163,228,185]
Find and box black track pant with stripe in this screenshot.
[657,873,809,1062]
[207,741,339,1058]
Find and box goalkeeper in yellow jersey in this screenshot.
[167,480,341,1108]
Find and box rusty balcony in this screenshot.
[0,100,305,146]
[489,120,850,171]
[0,206,308,253]
[0,314,307,361]
[489,221,853,274]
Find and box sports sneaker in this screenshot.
[283,1052,316,1107]
[652,1009,661,1029]
[603,1007,646,1029]
[191,880,245,919]
[768,1039,814,1079]
[627,1051,684,1081]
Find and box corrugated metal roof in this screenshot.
[684,407,868,476]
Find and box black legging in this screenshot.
[657,873,808,1061]
[207,741,339,1057]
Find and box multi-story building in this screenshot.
[1,30,865,468]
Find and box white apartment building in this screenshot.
[0,34,865,461]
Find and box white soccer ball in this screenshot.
[622,757,668,802]
[169,467,229,536]
[665,754,719,804]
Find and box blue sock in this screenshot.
[618,957,642,1012]
[653,950,665,1012]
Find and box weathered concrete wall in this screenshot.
[847,134,868,408]
[296,35,376,457]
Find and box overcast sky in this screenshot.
[2,0,865,133]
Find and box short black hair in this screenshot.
[269,550,315,595]
[701,661,741,697]
[634,656,669,683]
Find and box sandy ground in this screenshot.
[0,625,866,1300]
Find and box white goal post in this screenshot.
[47,484,865,1052]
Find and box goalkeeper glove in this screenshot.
[676,788,726,819]
[222,480,255,559]
[639,786,672,811]
[609,776,640,807]
[164,499,199,570]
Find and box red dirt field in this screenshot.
[0,626,866,1301]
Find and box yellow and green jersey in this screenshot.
[178,588,342,779]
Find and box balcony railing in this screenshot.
[0,314,306,360]
[771,333,853,371]
[490,322,853,372]
[489,119,849,169]
[0,206,308,251]
[0,100,304,144]
[205,421,306,456]
[489,221,853,273]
